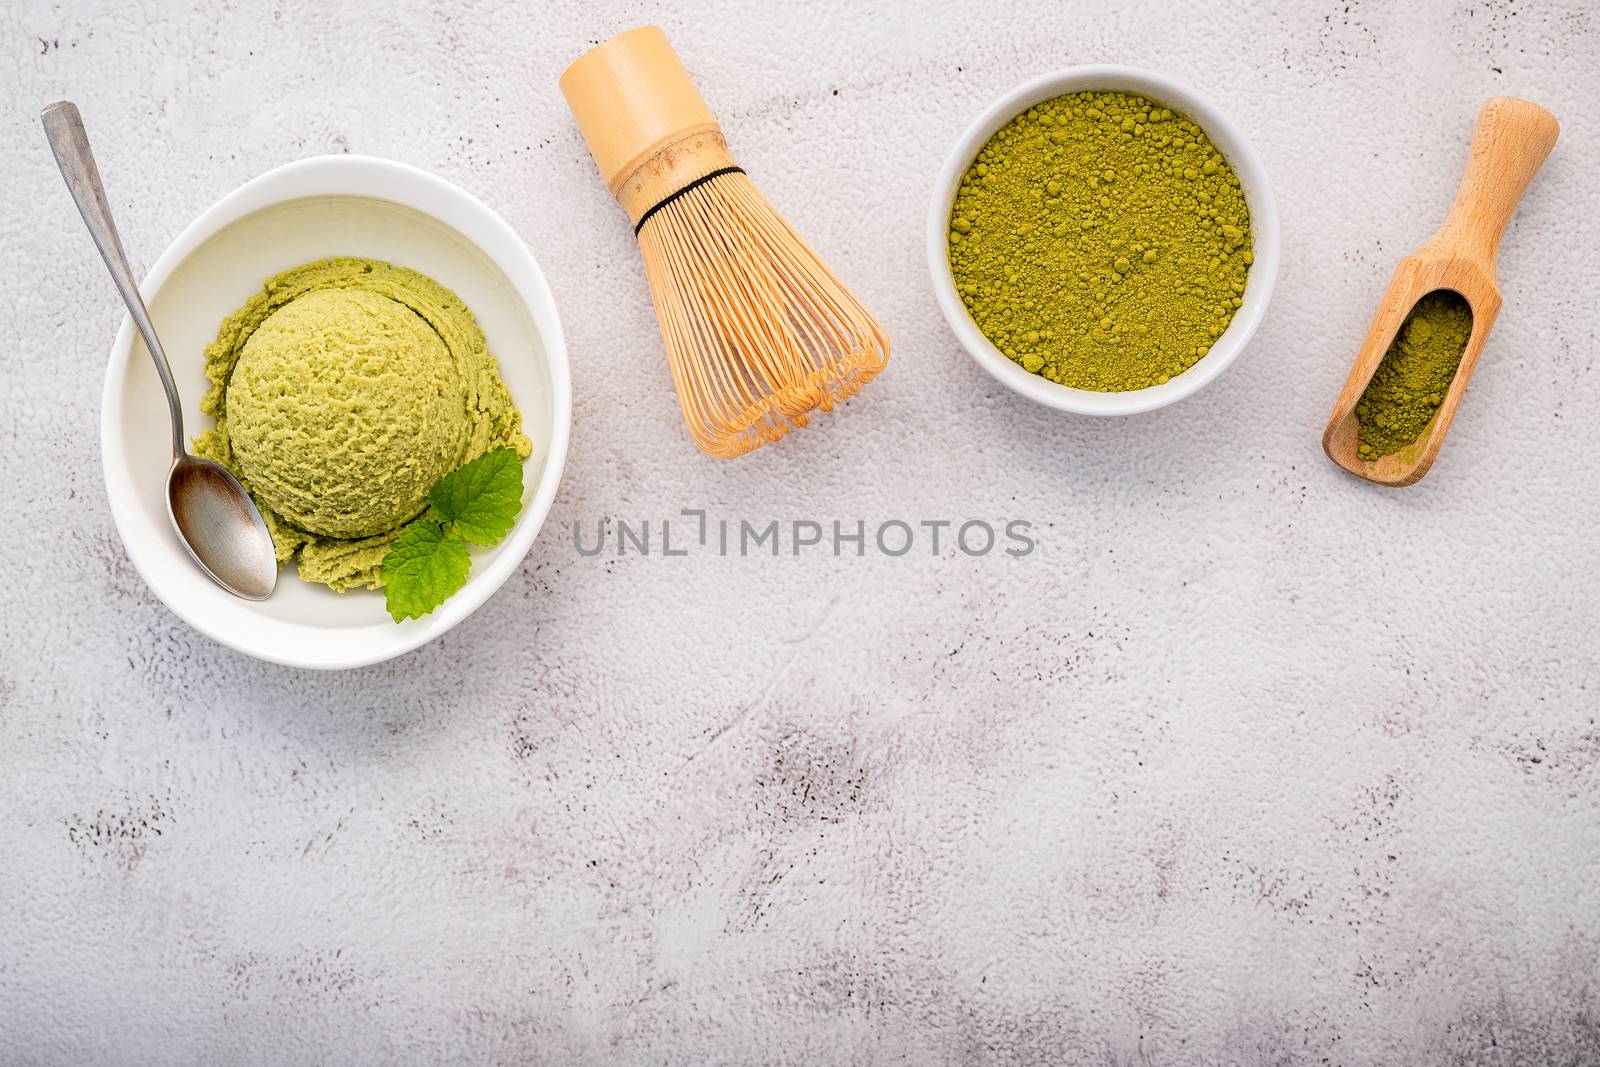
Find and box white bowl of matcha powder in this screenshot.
[928,65,1280,416]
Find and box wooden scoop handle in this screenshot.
[1432,96,1559,268]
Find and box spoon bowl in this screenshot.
[166,456,277,600]
[1322,254,1502,488]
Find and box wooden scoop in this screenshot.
[1323,96,1558,486]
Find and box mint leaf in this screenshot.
[428,446,524,546]
[382,520,472,622]
[379,446,526,624]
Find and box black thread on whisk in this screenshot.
[633,166,746,235]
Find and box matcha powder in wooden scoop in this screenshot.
[1354,290,1473,460]
[948,90,1252,391]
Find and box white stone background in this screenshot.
[2,0,1598,1062]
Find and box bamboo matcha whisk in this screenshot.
[561,26,889,458]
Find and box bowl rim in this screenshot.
[100,153,572,670]
[926,64,1280,416]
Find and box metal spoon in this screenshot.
[43,101,277,599]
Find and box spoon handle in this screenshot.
[42,100,185,457]
[1432,96,1559,270]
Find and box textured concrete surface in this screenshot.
[3,0,1598,1063]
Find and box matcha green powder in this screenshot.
[948,90,1252,392]
[1355,290,1473,460]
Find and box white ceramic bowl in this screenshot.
[102,155,571,669]
[927,66,1280,415]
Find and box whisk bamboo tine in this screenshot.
[561,26,888,459]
